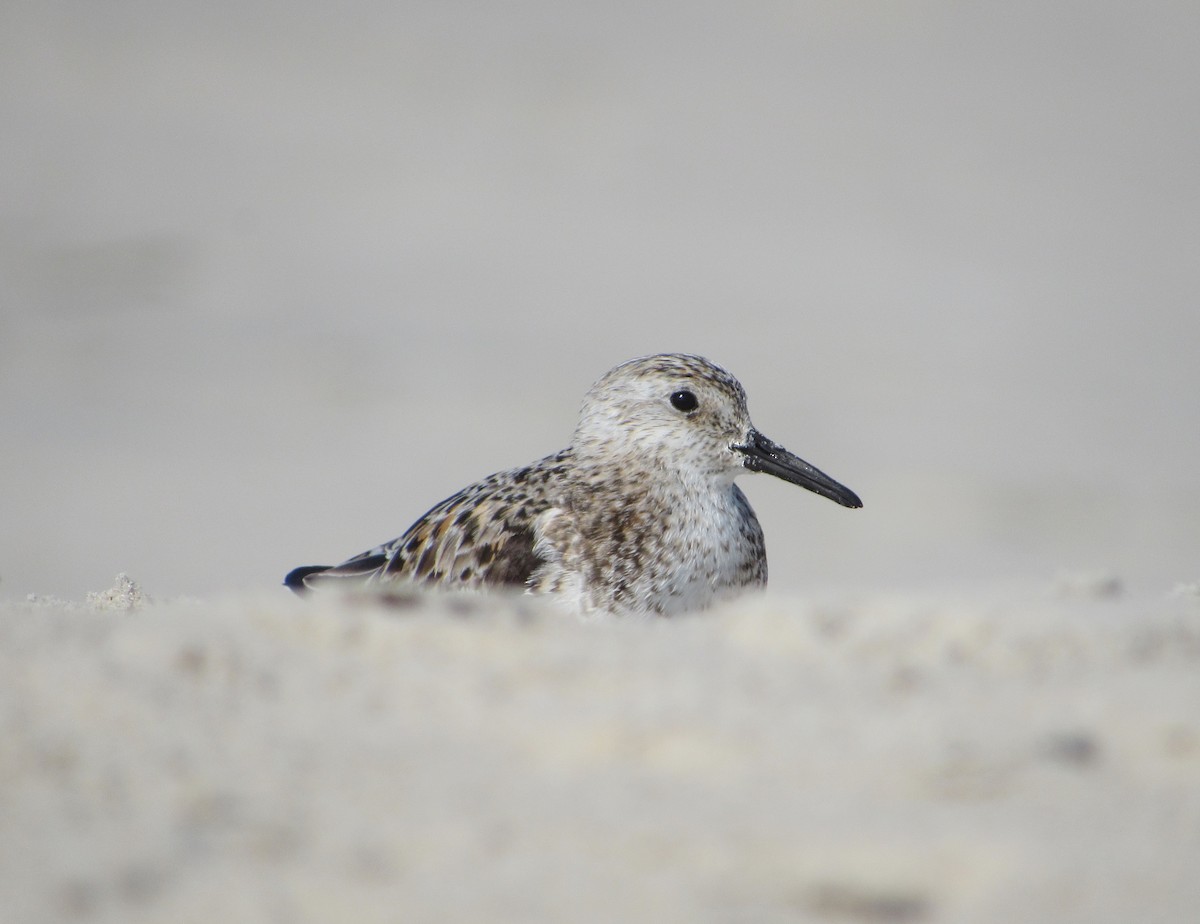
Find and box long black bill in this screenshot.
[735,429,862,509]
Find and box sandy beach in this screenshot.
[3,576,1199,922]
[3,2,1199,920]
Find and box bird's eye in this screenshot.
[669,390,699,412]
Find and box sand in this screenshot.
[4,3,1200,919]
[3,575,1198,922]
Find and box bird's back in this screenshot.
[286,449,573,594]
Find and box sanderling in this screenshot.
[285,353,861,616]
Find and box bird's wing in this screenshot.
[288,450,572,594]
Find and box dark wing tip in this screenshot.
[284,565,330,596]
[285,553,392,596]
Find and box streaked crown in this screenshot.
[571,353,753,478]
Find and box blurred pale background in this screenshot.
[2,2,1197,600]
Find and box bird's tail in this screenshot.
[284,552,392,596]
[283,565,331,596]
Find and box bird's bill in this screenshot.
[735,429,862,509]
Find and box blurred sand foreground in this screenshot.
[3,576,1199,923]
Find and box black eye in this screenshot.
[669,390,699,412]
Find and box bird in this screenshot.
[285,353,861,616]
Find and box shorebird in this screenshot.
[285,353,861,615]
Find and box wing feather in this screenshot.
[290,450,572,594]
